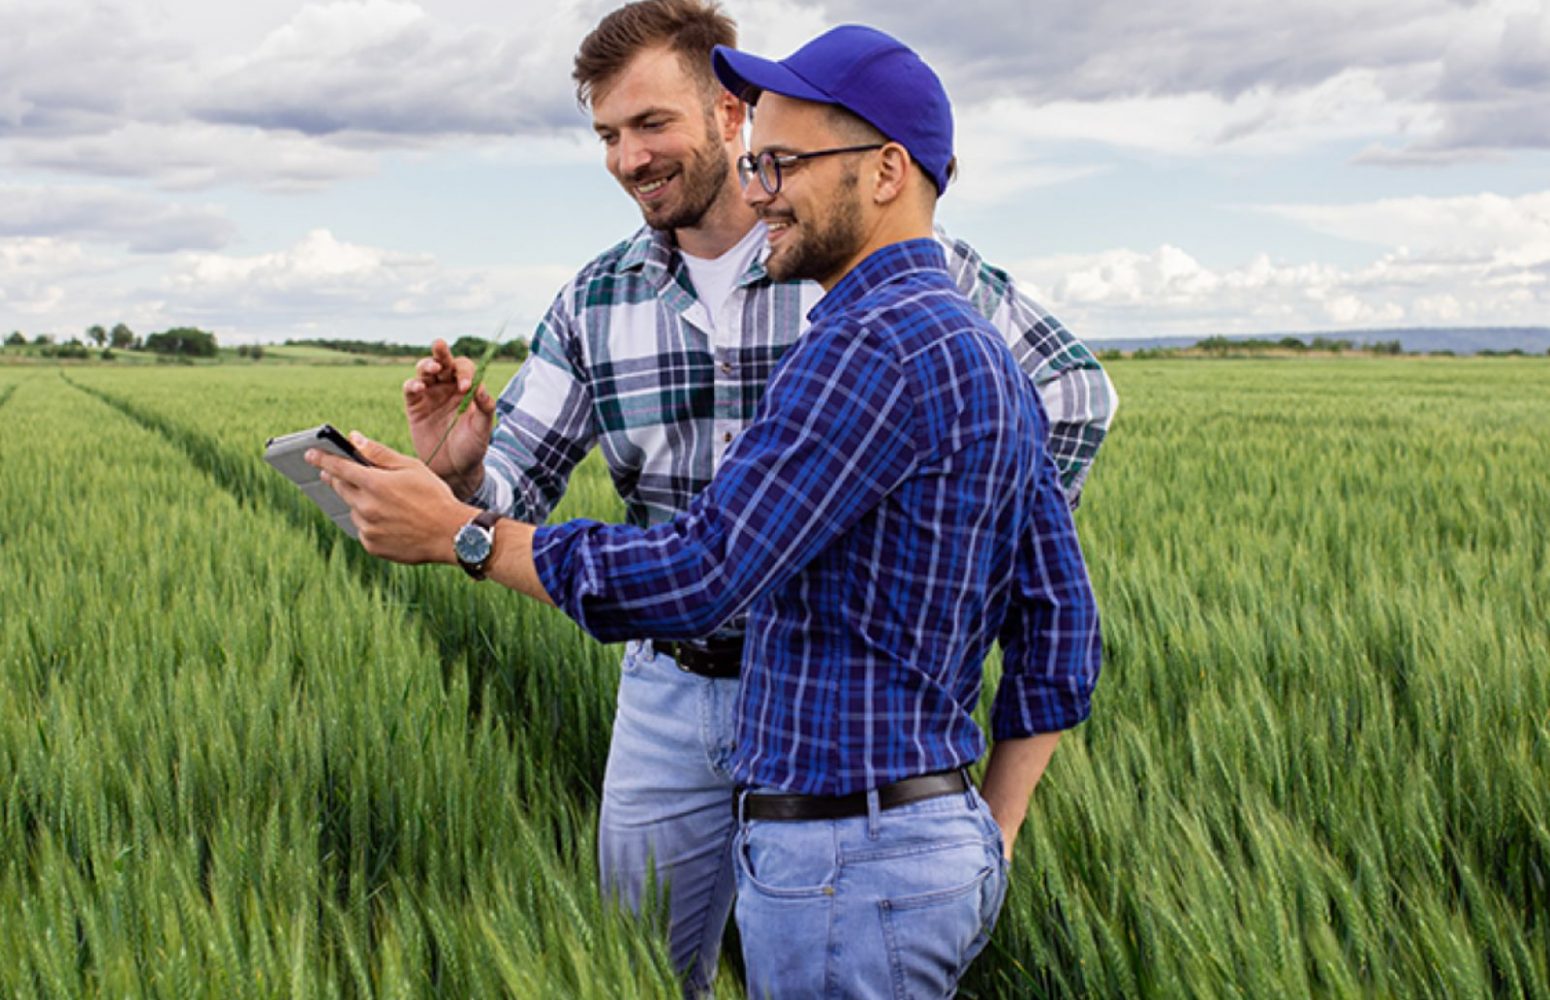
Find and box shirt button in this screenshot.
[721,361,734,375]
[723,432,733,443]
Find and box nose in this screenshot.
[615,130,652,178]
[741,171,770,212]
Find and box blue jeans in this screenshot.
[733,785,1009,999]
[599,642,741,997]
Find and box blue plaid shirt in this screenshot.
[533,240,1101,796]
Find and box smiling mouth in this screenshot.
[634,173,675,199]
[762,215,794,242]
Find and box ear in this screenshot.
[715,88,746,143]
[871,142,911,205]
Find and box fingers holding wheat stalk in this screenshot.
[424,320,508,499]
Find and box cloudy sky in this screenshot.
[3,0,1547,345]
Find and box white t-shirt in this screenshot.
[680,225,766,336]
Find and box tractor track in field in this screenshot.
[58,374,604,784]
[0,383,16,412]
[65,373,364,559]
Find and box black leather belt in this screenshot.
[654,637,743,679]
[739,769,971,821]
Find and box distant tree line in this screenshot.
[7,328,540,364]
[4,323,219,358]
[286,338,422,357]
[143,327,218,357]
[1194,335,1382,354]
[449,336,529,363]
[1096,335,1431,362]
[286,337,529,362]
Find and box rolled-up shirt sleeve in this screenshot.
[471,294,599,522]
[532,323,918,643]
[940,229,1116,508]
[991,467,1103,737]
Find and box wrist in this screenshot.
[451,505,501,578]
[431,501,472,565]
[451,464,486,502]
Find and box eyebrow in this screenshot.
[593,106,682,133]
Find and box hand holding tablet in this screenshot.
[264,424,373,538]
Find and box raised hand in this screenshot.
[403,338,496,496]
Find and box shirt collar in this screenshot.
[619,223,774,289]
[808,238,947,325]
[618,225,675,276]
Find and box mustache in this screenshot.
[626,165,676,184]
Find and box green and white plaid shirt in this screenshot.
[473,223,1115,527]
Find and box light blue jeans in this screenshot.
[733,784,1010,999]
[599,641,741,997]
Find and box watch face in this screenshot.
[454,523,493,566]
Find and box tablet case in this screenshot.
[263,425,366,539]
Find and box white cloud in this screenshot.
[1,227,577,343]
[812,0,1457,101]
[0,0,599,192]
[0,237,136,325]
[159,228,573,342]
[1010,187,1550,337]
[732,0,835,62]
[0,1,187,139]
[955,67,1433,165]
[4,0,1539,201]
[0,185,236,252]
[193,0,590,138]
[3,0,1548,348]
[1255,190,1550,265]
[1419,0,1550,153]
[5,122,380,192]
[797,0,1542,161]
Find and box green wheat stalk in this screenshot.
[424,319,508,493]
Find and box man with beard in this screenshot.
[311,23,1102,994]
[343,1,1113,995]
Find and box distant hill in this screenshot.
[1089,327,1550,356]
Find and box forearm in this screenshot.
[530,516,745,641]
[483,519,554,605]
[409,499,553,605]
[396,497,553,605]
[980,731,1062,859]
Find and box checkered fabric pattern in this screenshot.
[471,224,1115,528]
[533,241,1101,796]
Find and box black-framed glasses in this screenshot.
[736,144,885,195]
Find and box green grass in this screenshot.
[5,356,1547,997]
[2,374,677,997]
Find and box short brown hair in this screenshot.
[821,104,956,194]
[573,0,737,107]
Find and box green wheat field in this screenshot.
[2,357,1547,998]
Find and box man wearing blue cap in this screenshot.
[691,26,1098,995]
[315,18,1102,996]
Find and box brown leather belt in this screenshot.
[653,637,742,679]
[738,769,971,821]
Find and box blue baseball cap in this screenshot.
[711,25,954,194]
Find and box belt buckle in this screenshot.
[661,640,699,674]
